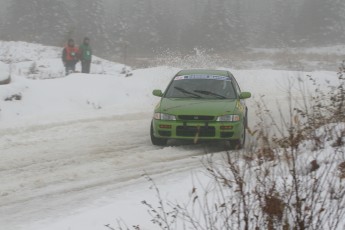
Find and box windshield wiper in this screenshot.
[174,87,202,98]
[194,90,226,99]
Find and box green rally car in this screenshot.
[150,69,251,148]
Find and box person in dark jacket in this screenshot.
[62,38,79,75]
[79,37,92,73]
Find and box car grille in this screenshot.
[158,131,171,137]
[176,126,215,137]
[221,132,234,138]
[178,115,215,121]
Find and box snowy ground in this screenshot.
[0,42,344,230]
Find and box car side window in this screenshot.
[231,77,241,97]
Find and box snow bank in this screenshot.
[0,40,128,80]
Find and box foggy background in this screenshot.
[0,0,344,62]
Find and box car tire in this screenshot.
[229,119,246,150]
[150,121,168,146]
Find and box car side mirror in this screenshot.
[152,89,163,97]
[239,92,251,99]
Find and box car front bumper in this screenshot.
[152,119,244,140]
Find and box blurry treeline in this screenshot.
[0,0,344,59]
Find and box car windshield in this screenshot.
[164,75,237,99]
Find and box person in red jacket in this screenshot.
[62,39,79,75]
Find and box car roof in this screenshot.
[176,69,231,77]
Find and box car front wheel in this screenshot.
[150,121,168,146]
[229,119,246,150]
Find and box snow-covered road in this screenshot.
[0,111,234,229]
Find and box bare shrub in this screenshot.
[339,162,345,179]
[4,93,22,101]
[131,146,344,230]
[28,61,39,75]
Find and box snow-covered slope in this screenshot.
[0,41,127,80]
[0,41,168,128]
[0,67,177,128]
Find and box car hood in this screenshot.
[158,98,238,116]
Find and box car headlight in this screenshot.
[154,113,176,120]
[217,114,240,122]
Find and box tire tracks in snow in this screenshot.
[0,113,227,229]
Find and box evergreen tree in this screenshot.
[128,0,160,55]
[154,0,179,51]
[179,0,205,52]
[107,0,131,59]
[3,0,72,45]
[232,0,248,48]
[73,0,111,56]
[262,0,295,47]
[294,0,345,46]
[197,0,238,51]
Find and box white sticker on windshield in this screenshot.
[174,75,230,81]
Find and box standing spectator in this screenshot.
[79,37,92,73]
[62,38,79,75]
